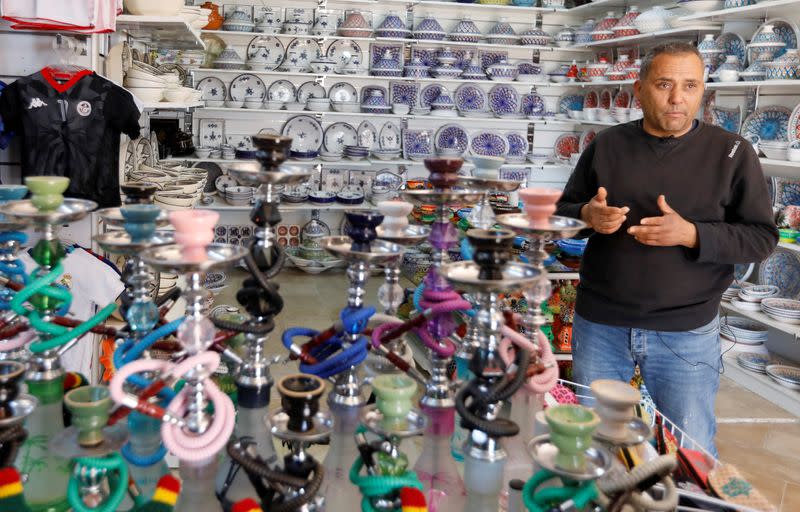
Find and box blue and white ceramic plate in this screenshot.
[389,81,419,108]
[479,50,508,70]
[488,85,519,117]
[734,262,755,282]
[326,39,363,73]
[521,93,545,117]
[281,115,323,153]
[267,80,297,102]
[421,84,443,108]
[229,74,267,102]
[199,119,225,148]
[357,120,378,150]
[246,35,285,70]
[434,124,468,156]
[715,33,747,68]
[557,93,584,114]
[454,84,488,114]
[470,131,509,157]
[505,131,528,162]
[285,38,322,70]
[323,122,357,153]
[196,77,226,101]
[379,122,402,151]
[759,248,800,299]
[711,105,742,134]
[328,82,358,103]
[579,129,596,152]
[403,129,434,160]
[225,135,253,150]
[775,178,800,206]
[788,103,800,142]
[296,81,326,103]
[740,105,792,141]
[750,18,799,61]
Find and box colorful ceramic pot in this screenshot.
[545,404,601,472]
[170,209,219,262]
[25,176,69,211]
[64,385,112,447]
[201,2,223,30]
[372,374,416,429]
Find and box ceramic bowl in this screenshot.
[392,103,410,115]
[787,147,800,162]
[205,99,225,108]
[529,150,550,166]
[568,109,584,120]
[331,101,361,113]
[266,100,284,110]
[127,87,164,102]
[717,69,740,82]
[225,99,244,108]
[126,0,183,16]
[285,102,305,111]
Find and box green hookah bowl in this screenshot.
[64,386,112,447]
[25,176,69,212]
[545,404,600,473]
[372,374,416,431]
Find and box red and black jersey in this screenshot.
[0,68,140,207]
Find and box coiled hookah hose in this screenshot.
[595,455,679,512]
[67,452,130,512]
[522,469,599,512]
[497,314,559,394]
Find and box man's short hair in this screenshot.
[639,41,703,81]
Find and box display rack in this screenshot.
[572,24,722,48]
[721,351,800,417]
[116,14,206,49]
[677,0,800,22]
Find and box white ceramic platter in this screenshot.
[268,80,297,102]
[229,74,267,102]
[196,76,226,101]
[326,39,363,73]
[246,35,285,70]
[296,81,327,103]
[282,115,324,153]
[329,82,358,103]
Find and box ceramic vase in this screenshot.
[170,209,219,262]
[64,385,112,447]
[25,176,69,211]
[377,200,412,236]
[590,379,641,441]
[372,374,416,430]
[201,2,223,30]
[545,404,600,472]
[519,188,562,224]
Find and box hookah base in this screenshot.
[28,497,71,512]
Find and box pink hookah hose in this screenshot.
[0,330,35,352]
[110,352,236,463]
[498,324,559,394]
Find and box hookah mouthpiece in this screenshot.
[345,210,384,253]
[467,228,515,281]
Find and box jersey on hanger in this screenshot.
[0,68,141,207]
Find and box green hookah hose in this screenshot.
[522,469,598,512]
[66,452,130,512]
[9,261,117,353]
[349,427,424,512]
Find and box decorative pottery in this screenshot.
[590,379,641,441]
[372,374,416,430]
[554,26,576,47]
[202,2,224,30]
[26,176,69,211]
[633,6,672,33]
[64,386,112,447]
[520,187,562,223]
[545,404,601,472]
[170,209,219,262]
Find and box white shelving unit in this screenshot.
[759,158,800,178]
[572,25,722,48]
[677,0,800,22]
[721,352,800,417]
[116,15,206,50]
[721,301,800,339]
[142,101,205,110]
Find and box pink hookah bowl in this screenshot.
[519,187,562,224]
[169,209,219,262]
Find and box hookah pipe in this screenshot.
[222,374,329,512]
[594,455,679,512]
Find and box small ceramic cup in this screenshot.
[545,404,600,472]
[64,385,112,447]
[121,204,161,242]
[25,176,69,211]
[169,209,220,262]
[372,374,417,430]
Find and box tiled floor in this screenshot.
[216,268,800,510]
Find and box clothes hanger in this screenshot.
[45,34,86,82]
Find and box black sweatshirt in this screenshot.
[556,120,778,331]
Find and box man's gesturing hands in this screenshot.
[627,195,698,248]
[580,187,629,235]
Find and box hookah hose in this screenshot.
[595,455,679,512]
[522,469,598,512]
[455,346,530,438]
[282,306,373,378]
[498,319,559,394]
[9,261,117,353]
[66,452,129,512]
[0,424,27,467]
[225,438,324,512]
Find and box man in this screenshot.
[556,41,778,455]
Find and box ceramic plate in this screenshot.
[199,119,225,148]
[579,129,596,152]
[749,18,800,62]
[613,90,631,109]
[584,90,599,109]
[357,120,378,151]
[470,131,509,157]
[521,93,545,117]
[285,38,322,70]
[734,262,755,282]
[420,84,443,109]
[229,74,266,102]
[715,32,746,68]
[296,81,326,103]
[323,122,358,153]
[766,364,800,388]
[488,85,520,117]
[759,247,800,299]
[403,129,434,160]
[775,177,800,206]
[389,81,419,108]
[192,162,223,193]
[411,47,438,68]
[787,103,800,142]
[599,89,612,110]
[326,39,363,73]
[505,131,528,162]
[329,82,358,103]
[215,174,238,191]
[246,35,285,70]
[554,133,579,161]
[435,123,469,156]
[267,79,297,102]
[226,135,253,149]
[740,105,792,141]
[557,93,584,114]
[281,115,323,153]
[379,121,402,151]
[455,84,488,114]
[196,76,226,101]
[711,105,741,134]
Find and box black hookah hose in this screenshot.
[455,346,530,438]
[0,425,27,467]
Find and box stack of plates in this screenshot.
[224,186,255,206]
[765,364,800,390]
[720,316,768,345]
[736,352,771,373]
[344,145,369,161]
[722,283,741,302]
[760,298,800,324]
[738,284,780,303]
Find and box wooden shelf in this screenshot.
[572,25,721,48]
[116,15,205,50]
[677,0,800,22]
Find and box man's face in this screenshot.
[634,52,705,137]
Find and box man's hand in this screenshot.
[581,187,630,234]
[627,195,698,248]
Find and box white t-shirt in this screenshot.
[20,247,124,381]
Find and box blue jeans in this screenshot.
[572,313,721,458]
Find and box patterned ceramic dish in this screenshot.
[470,131,509,158]
[759,248,800,299]
[765,364,800,389]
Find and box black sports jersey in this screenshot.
[0,68,141,207]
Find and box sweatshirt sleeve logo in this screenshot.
[728,140,741,158]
